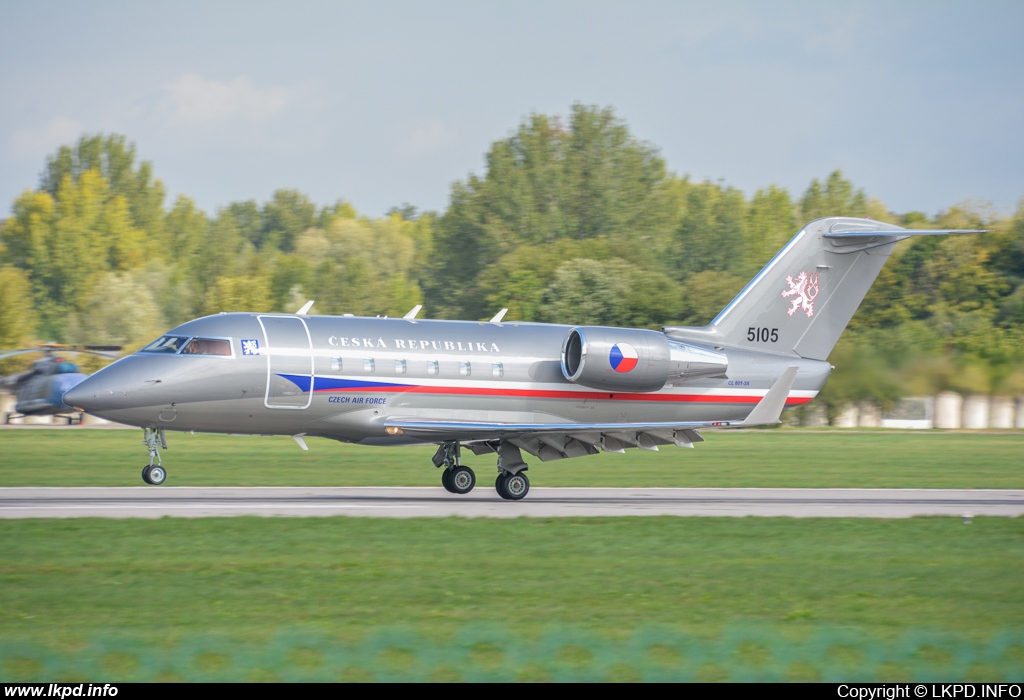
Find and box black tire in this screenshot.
[504,472,530,501]
[441,468,457,493]
[495,473,509,499]
[449,465,475,495]
[147,465,167,485]
[142,466,152,484]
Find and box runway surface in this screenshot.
[1,487,1022,519]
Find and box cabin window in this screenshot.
[395,359,407,374]
[180,337,232,356]
[140,336,190,354]
[492,363,504,378]
[363,359,375,373]
[331,357,343,371]
[427,360,439,376]
[459,361,471,377]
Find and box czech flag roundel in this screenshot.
[609,343,639,373]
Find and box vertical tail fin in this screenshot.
[665,217,985,361]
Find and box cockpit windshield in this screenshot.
[140,336,191,354]
[139,336,233,357]
[181,338,232,356]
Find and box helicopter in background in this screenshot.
[0,345,121,424]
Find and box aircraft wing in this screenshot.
[385,367,798,461]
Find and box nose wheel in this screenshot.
[140,427,168,486]
[142,465,167,485]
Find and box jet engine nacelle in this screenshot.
[560,327,728,392]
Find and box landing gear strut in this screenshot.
[495,440,530,501]
[141,427,168,485]
[433,441,475,495]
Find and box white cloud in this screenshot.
[9,117,85,160]
[400,120,453,157]
[161,73,291,128]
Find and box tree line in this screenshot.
[1,105,1022,419]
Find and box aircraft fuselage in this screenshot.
[66,313,830,444]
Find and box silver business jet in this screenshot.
[63,217,983,499]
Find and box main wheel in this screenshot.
[495,473,508,499]
[449,465,476,494]
[147,465,167,485]
[504,472,530,501]
[142,466,153,484]
[441,468,457,493]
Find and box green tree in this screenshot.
[799,170,867,221]
[538,258,681,328]
[672,182,748,280]
[294,214,425,318]
[427,105,678,319]
[676,270,746,326]
[0,266,38,373]
[65,271,165,351]
[41,134,166,242]
[745,185,796,276]
[260,189,317,252]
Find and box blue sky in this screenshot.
[2,1,1022,220]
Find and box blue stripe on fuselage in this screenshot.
[276,374,412,393]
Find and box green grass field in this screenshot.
[0,428,1022,488]
[1,429,1022,680]
[1,517,1023,680]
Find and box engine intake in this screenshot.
[560,327,728,392]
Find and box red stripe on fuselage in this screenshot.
[311,383,812,406]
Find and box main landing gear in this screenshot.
[495,471,530,500]
[433,440,531,501]
[141,427,168,485]
[434,442,476,495]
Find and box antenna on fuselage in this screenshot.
[296,300,315,315]
[489,308,508,324]
[403,305,423,321]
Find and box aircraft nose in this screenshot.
[62,368,132,414]
[54,374,87,409]
[61,377,99,412]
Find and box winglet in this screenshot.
[296,300,315,315]
[741,366,799,426]
[403,305,423,321]
[489,308,508,324]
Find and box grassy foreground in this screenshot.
[0,428,1022,488]
[1,517,1023,680]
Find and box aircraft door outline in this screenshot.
[258,315,314,409]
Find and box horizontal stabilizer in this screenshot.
[739,366,799,427]
[823,229,987,238]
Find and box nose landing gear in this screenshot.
[141,427,168,485]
